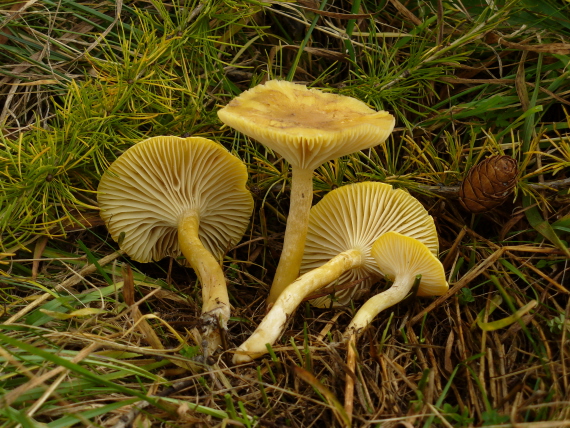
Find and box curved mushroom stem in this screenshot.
[345,273,415,338]
[234,248,364,364]
[178,212,230,355]
[267,166,314,306]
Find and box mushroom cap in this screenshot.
[97,136,253,263]
[301,182,438,307]
[371,231,448,296]
[217,80,395,171]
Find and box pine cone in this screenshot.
[459,155,518,213]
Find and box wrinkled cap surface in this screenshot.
[97,136,253,263]
[371,231,448,296]
[301,182,438,307]
[218,80,395,171]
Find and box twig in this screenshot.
[414,178,570,196]
[344,334,357,425]
[409,247,505,326]
[444,214,569,293]
[265,177,570,198]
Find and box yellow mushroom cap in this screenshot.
[217,80,395,171]
[301,182,438,307]
[371,231,448,296]
[97,136,253,263]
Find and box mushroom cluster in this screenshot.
[232,181,442,364]
[97,80,448,365]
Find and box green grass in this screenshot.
[1,0,570,426]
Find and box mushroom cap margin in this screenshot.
[218,80,395,171]
[371,231,448,297]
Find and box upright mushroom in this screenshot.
[218,80,395,306]
[232,182,437,364]
[97,136,253,354]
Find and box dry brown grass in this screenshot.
[1,0,570,427]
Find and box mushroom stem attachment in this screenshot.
[178,212,230,353]
[345,273,415,338]
[267,166,314,306]
[233,248,364,364]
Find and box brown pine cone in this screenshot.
[459,155,518,213]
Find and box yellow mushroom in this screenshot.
[218,80,395,306]
[97,136,253,354]
[346,231,449,337]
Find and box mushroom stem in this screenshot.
[267,166,315,306]
[178,212,230,352]
[345,273,415,337]
[234,248,364,364]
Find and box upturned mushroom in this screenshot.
[97,136,253,354]
[218,80,395,306]
[342,231,448,421]
[232,182,437,364]
[345,231,448,337]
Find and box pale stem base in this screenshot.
[178,212,230,355]
[234,248,363,364]
[267,166,314,306]
[345,274,414,337]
